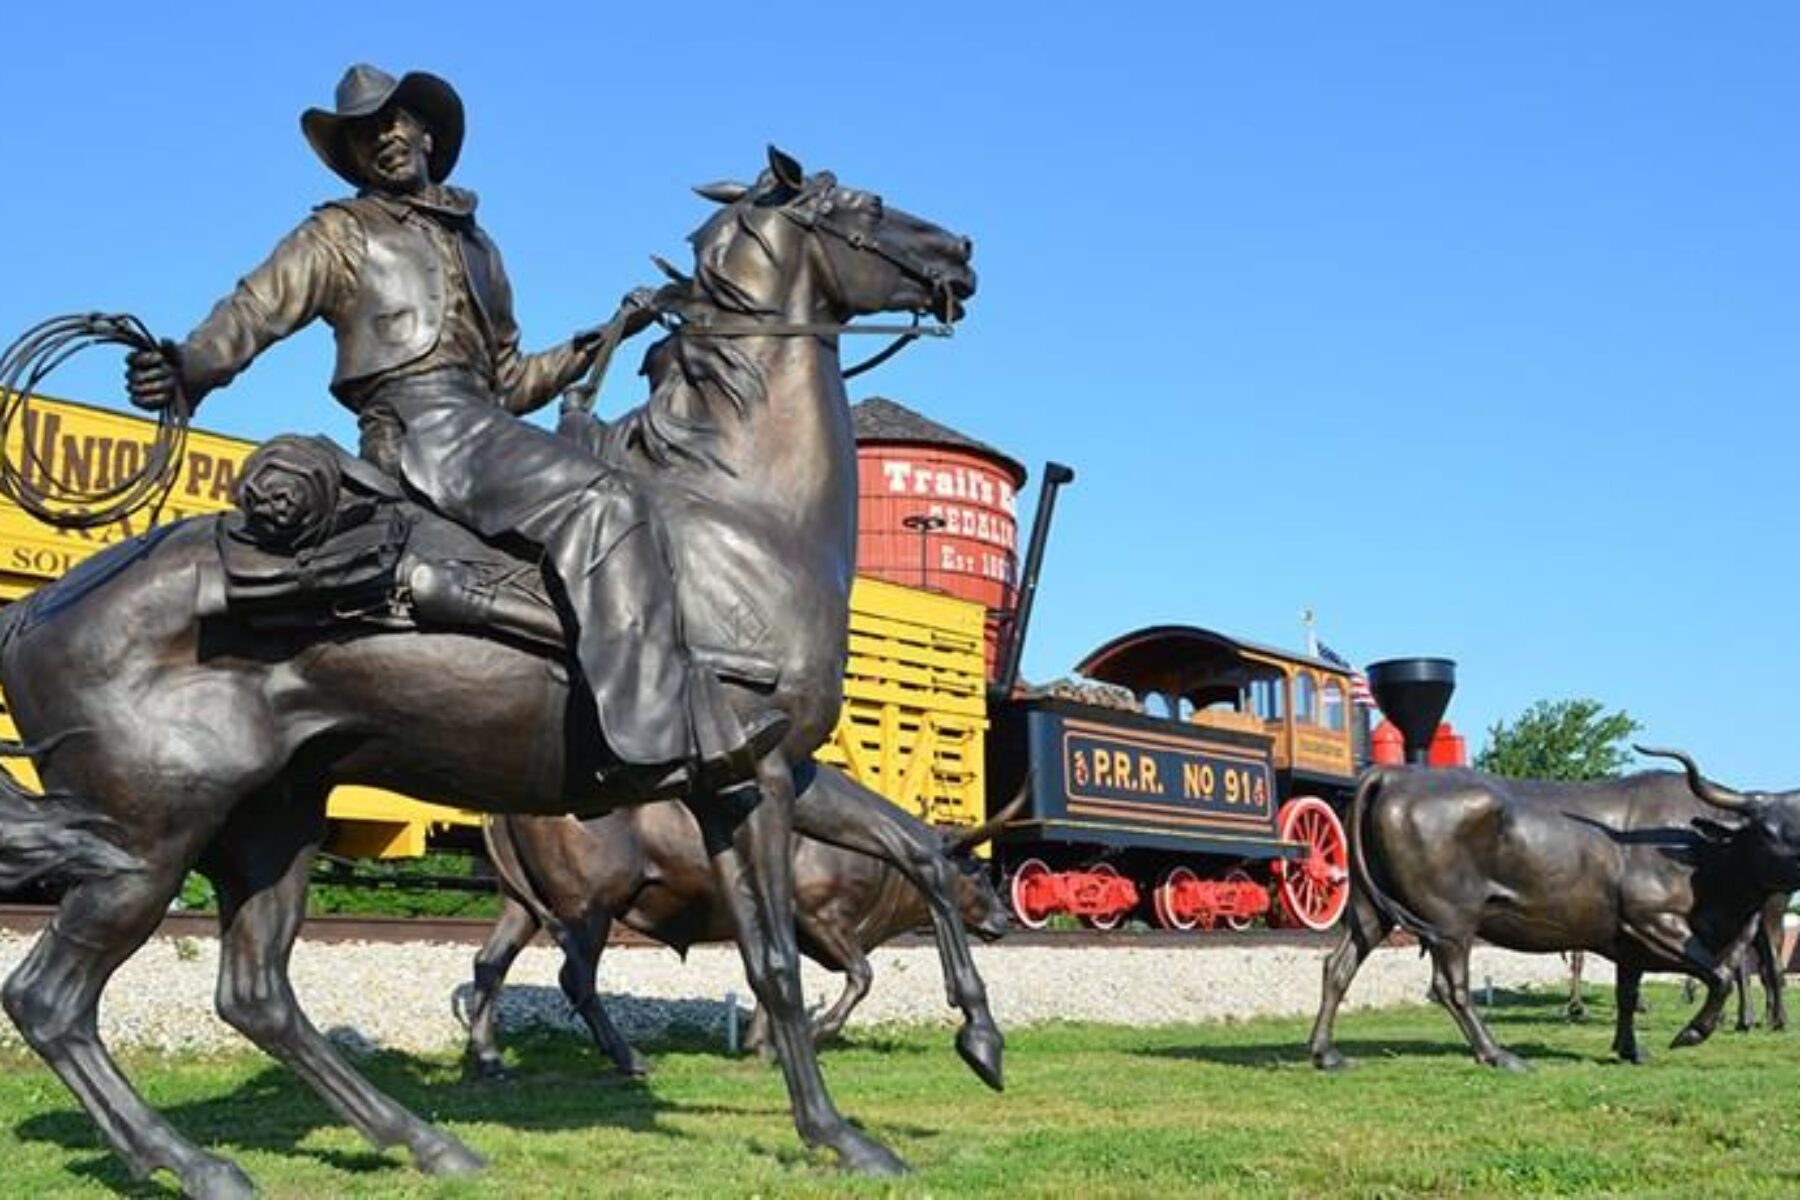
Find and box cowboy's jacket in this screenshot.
[177,186,585,415]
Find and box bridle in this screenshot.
[562,187,958,413]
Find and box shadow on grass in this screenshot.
[1135,1035,1585,1069]
[1131,988,1602,1070]
[15,1020,943,1194]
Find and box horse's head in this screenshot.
[687,146,976,325]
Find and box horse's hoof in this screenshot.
[956,1022,1004,1092]
[835,1130,910,1177]
[413,1130,487,1176]
[616,1051,652,1079]
[1616,1047,1650,1065]
[182,1155,257,1200]
[1487,1050,1530,1074]
[1565,1003,1587,1023]
[1313,1047,1351,1072]
[1671,1026,1708,1049]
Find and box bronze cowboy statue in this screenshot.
[125,64,786,798]
[0,60,981,1197]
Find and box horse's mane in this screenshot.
[611,204,784,473]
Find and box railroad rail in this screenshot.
[0,904,1344,950]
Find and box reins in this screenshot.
[562,197,956,414]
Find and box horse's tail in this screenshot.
[1350,767,1448,948]
[0,765,142,890]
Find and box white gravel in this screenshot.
[0,929,1610,1055]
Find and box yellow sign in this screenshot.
[0,394,254,591]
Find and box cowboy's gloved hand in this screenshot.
[125,340,186,413]
[618,287,660,337]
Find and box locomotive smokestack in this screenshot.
[1367,657,1457,766]
[993,461,1075,702]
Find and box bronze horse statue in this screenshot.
[0,148,978,1196]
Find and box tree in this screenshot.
[1475,698,1642,781]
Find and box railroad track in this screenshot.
[0,904,1341,950]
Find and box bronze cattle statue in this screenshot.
[464,768,1021,1078]
[1309,746,1800,1070]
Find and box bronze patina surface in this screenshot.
[0,63,979,1197]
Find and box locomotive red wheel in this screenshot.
[1152,865,1203,932]
[1008,857,1056,930]
[1079,863,1130,931]
[1276,796,1349,931]
[1221,867,1259,932]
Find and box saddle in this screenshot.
[197,434,564,653]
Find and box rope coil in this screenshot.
[0,313,191,529]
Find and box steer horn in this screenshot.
[945,779,1031,854]
[1635,744,1761,814]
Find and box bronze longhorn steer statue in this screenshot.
[1309,746,1800,1070]
[464,768,1022,1077]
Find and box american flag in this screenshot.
[1316,641,1376,708]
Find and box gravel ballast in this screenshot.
[0,931,1607,1056]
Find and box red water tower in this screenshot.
[851,397,1028,677]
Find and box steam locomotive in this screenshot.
[854,396,1467,933]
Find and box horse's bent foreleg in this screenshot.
[554,908,649,1077]
[1673,970,1735,1048]
[796,910,873,1044]
[700,761,907,1176]
[464,895,539,1079]
[793,767,1002,1089]
[206,791,484,1179]
[4,857,254,1198]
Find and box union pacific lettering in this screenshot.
[18,409,241,504]
[0,400,254,584]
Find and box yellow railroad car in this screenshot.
[0,395,988,859]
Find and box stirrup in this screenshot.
[695,710,791,791]
[592,758,695,803]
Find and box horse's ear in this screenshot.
[694,180,750,204]
[767,145,806,192]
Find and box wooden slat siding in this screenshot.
[814,577,990,839]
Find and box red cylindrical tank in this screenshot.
[1371,721,1404,766]
[852,397,1027,675]
[1372,720,1468,768]
[1428,722,1468,768]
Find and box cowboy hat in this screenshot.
[301,64,464,187]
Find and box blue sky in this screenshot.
[5,3,1797,786]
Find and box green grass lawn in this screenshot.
[3,983,1798,1197]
